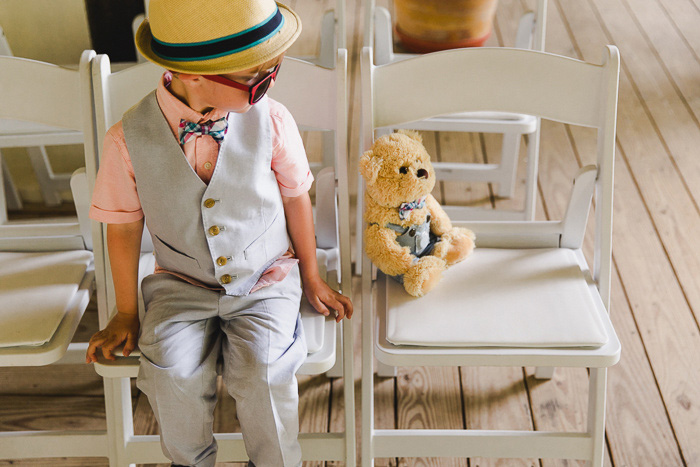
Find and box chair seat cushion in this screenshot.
[0,250,92,348]
[385,248,609,348]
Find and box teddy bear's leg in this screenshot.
[440,227,476,266]
[403,256,446,297]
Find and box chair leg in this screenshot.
[376,360,397,378]
[587,367,607,467]
[534,366,555,380]
[361,253,375,467]
[104,377,137,467]
[496,132,521,199]
[26,146,63,206]
[1,152,22,214]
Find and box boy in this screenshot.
[85,1,352,466]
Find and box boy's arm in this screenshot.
[86,219,144,363]
[282,193,353,321]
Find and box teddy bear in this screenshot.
[360,130,475,297]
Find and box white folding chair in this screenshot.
[360,46,621,466]
[0,25,86,213]
[355,0,548,273]
[0,50,104,462]
[83,50,355,466]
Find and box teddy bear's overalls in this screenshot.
[122,92,306,467]
[386,214,438,284]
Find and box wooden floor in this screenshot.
[2,0,700,465]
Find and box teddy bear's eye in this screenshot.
[399,166,409,174]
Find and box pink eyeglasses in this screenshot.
[203,63,280,105]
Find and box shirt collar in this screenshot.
[156,71,229,138]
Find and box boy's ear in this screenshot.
[359,150,382,185]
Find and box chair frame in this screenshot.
[0,49,104,462]
[360,45,621,466]
[85,50,355,466]
[0,26,85,214]
[355,0,548,273]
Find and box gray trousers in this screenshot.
[136,266,306,467]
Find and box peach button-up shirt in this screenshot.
[89,72,313,292]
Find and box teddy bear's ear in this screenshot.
[359,150,382,185]
[397,129,423,143]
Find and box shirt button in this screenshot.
[208,225,220,236]
[220,274,232,284]
[203,198,216,208]
[204,162,213,170]
[216,256,227,266]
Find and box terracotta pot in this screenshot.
[393,0,499,53]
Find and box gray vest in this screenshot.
[122,92,289,296]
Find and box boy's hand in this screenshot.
[303,276,353,322]
[86,312,140,363]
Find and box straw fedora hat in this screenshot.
[135,0,302,75]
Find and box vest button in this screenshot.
[203,198,216,208]
[216,256,227,266]
[208,225,220,236]
[220,274,232,284]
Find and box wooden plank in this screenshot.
[0,395,106,432]
[556,0,700,463]
[605,265,685,465]
[0,458,108,466]
[462,367,537,467]
[0,364,104,396]
[584,0,700,316]
[395,366,467,467]
[655,0,700,65]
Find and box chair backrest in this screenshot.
[0,50,95,251]
[362,45,620,307]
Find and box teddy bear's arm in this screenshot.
[425,194,454,236]
[364,224,415,276]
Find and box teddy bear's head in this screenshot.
[359,130,436,208]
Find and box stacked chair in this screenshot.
[0,50,103,462]
[0,26,85,216]
[85,50,355,465]
[360,45,622,466]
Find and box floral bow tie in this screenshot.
[398,196,427,220]
[178,117,228,145]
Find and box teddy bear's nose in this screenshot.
[417,168,429,179]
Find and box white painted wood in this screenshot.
[0,50,100,462]
[88,50,355,466]
[0,431,108,459]
[361,46,621,465]
[0,40,85,211]
[372,429,592,459]
[534,366,556,379]
[561,164,598,249]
